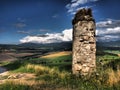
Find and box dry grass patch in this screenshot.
[25,64,69,78]
[26,64,50,75]
[41,51,72,58]
[118,54,120,57]
[107,69,120,86]
[4,79,46,86]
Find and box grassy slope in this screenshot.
[0,51,120,90]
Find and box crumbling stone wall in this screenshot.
[72,8,96,76]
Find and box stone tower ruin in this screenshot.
[72,8,96,76]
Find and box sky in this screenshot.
[0,0,120,44]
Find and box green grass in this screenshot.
[105,50,120,54]
[1,54,72,73]
[44,55,72,64]
[0,61,10,66]
[0,82,30,90]
[29,55,72,64]
[28,55,72,71]
[97,52,120,66]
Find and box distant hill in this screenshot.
[0,44,18,50]
[97,40,120,50]
[18,41,72,51]
[0,40,120,51]
[98,40,120,47]
[0,42,72,52]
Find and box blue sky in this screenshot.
[0,0,120,44]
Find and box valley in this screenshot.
[0,42,120,90]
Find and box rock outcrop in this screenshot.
[72,8,96,76]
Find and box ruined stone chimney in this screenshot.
[72,8,96,76]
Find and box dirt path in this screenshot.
[0,68,36,85]
[118,54,120,57]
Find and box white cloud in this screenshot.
[96,19,120,41]
[75,0,88,5]
[20,26,120,43]
[71,0,98,7]
[96,19,120,36]
[20,29,72,44]
[96,27,120,35]
[20,19,120,43]
[96,19,120,28]
[66,0,98,14]
[97,35,120,42]
[96,20,112,28]
[62,29,73,41]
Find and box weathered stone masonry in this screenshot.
[72,8,96,76]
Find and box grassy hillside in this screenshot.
[0,51,120,90]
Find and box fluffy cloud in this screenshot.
[96,28,120,41]
[96,19,120,41]
[96,20,112,28]
[66,0,98,14]
[96,27,120,35]
[71,0,97,7]
[20,29,72,44]
[20,19,120,43]
[96,19,120,28]
[96,35,120,42]
[96,19,120,35]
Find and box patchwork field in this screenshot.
[0,52,38,62]
[41,51,72,58]
[0,53,17,62]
